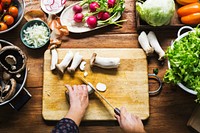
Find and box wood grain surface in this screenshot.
[0,0,198,133]
[43,48,149,121]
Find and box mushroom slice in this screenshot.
[96,82,107,92]
[24,9,47,22]
[5,55,17,70]
[80,61,86,71]
[90,53,120,69]
[2,78,16,101]
[0,46,26,74]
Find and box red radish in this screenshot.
[74,13,84,23]
[97,11,104,19]
[97,12,110,20]
[73,5,82,13]
[86,16,97,28]
[102,12,110,20]
[89,2,100,12]
[108,0,116,8]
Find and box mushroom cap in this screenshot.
[0,46,27,74]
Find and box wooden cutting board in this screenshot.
[42,48,149,121]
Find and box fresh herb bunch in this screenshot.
[73,0,125,28]
[164,26,200,103]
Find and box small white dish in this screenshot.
[40,0,66,15]
[60,2,122,33]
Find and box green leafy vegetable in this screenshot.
[164,26,200,103]
[136,0,175,26]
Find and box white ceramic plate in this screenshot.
[60,2,122,33]
[168,26,197,95]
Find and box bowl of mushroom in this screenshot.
[0,39,31,110]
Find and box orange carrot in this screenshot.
[181,12,200,25]
[177,2,200,17]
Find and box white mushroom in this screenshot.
[50,45,58,71]
[79,61,86,71]
[147,31,165,61]
[138,31,154,55]
[90,53,120,69]
[96,82,107,92]
[55,51,73,75]
[67,52,83,74]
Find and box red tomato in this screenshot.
[1,0,11,8]
[0,22,8,31]
[8,6,18,17]
[0,4,3,13]
[3,15,14,25]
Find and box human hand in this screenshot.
[115,107,145,133]
[65,84,89,126]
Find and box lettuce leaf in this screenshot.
[164,27,200,102]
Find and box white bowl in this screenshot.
[168,26,197,95]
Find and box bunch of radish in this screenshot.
[72,0,125,28]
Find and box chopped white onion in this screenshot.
[23,23,49,48]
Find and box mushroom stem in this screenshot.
[138,31,154,55]
[147,31,165,60]
[50,45,58,71]
[56,51,73,75]
[90,53,120,69]
[67,52,83,73]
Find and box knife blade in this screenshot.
[79,77,121,116]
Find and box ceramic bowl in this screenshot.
[0,0,25,34]
[168,26,197,95]
[20,20,50,49]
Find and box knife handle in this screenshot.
[114,108,121,116]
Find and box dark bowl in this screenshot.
[20,19,51,49]
[0,0,25,34]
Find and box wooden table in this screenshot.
[0,0,198,132]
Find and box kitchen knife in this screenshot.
[79,77,121,116]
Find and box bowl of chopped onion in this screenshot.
[20,20,50,49]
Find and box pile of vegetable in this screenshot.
[72,0,125,28]
[136,0,175,26]
[0,0,19,31]
[22,23,50,48]
[177,2,200,25]
[164,26,200,102]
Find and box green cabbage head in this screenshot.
[136,0,175,26]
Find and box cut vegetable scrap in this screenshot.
[96,82,107,92]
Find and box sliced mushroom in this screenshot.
[0,43,2,50]
[24,9,47,22]
[80,61,86,71]
[1,78,16,102]
[67,52,83,74]
[56,51,73,76]
[2,71,11,81]
[50,45,58,71]
[5,55,17,70]
[0,46,26,74]
[96,82,107,92]
[90,53,120,69]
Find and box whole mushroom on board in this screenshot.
[90,53,120,69]
[55,51,74,76]
[50,45,58,71]
[67,52,83,74]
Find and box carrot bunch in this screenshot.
[177,2,200,25]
